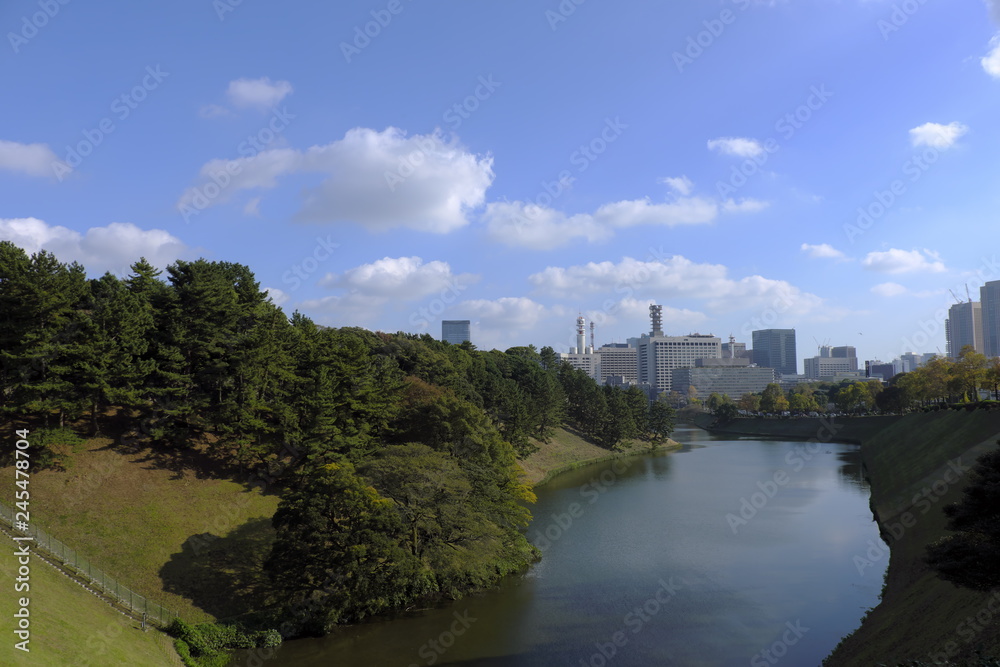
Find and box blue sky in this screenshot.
[2,0,999,369]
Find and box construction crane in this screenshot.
[966,284,972,303]
[949,289,962,305]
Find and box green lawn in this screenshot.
[0,538,182,666]
[0,435,280,624]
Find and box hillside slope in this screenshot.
[824,410,1000,666]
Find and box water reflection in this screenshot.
[233,425,885,667]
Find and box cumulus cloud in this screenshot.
[226,77,293,110]
[460,297,548,330]
[862,248,946,274]
[484,194,763,250]
[318,256,478,301]
[177,127,495,233]
[983,36,1000,78]
[0,139,60,178]
[801,243,847,260]
[870,282,908,297]
[661,175,694,195]
[528,255,823,319]
[707,137,765,158]
[909,122,968,150]
[0,218,194,274]
[263,286,290,306]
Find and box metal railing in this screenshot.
[0,502,177,626]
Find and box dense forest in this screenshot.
[0,242,674,638]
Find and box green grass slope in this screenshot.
[0,537,182,666]
[0,435,280,624]
[824,410,1000,666]
[518,426,680,486]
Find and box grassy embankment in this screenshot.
[0,540,182,666]
[519,426,681,486]
[696,410,1000,665]
[0,423,663,665]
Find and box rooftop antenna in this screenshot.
[650,304,663,337]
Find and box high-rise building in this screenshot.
[751,329,797,376]
[671,365,776,401]
[979,281,1000,358]
[831,346,859,371]
[596,343,637,385]
[630,305,721,395]
[441,320,471,345]
[945,301,984,358]
[804,356,856,379]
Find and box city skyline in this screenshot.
[2,2,1000,363]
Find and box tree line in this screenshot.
[0,243,675,636]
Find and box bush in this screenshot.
[167,619,282,666]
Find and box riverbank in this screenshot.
[519,426,681,486]
[696,411,1000,664]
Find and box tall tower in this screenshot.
[576,315,586,354]
[729,333,736,359]
[590,321,595,354]
[650,304,663,337]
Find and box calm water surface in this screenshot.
[237,424,887,666]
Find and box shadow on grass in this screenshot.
[159,517,279,623]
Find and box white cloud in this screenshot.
[177,127,495,233]
[801,243,847,260]
[983,35,1000,78]
[870,282,908,297]
[0,140,60,178]
[721,198,770,214]
[460,297,548,330]
[707,137,765,158]
[226,77,293,110]
[862,248,946,274]
[909,122,968,150]
[0,218,194,274]
[318,256,478,301]
[483,194,757,250]
[528,255,823,319]
[199,104,232,119]
[661,175,694,196]
[482,202,612,250]
[243,197,262,217]
[263,286,290,306]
